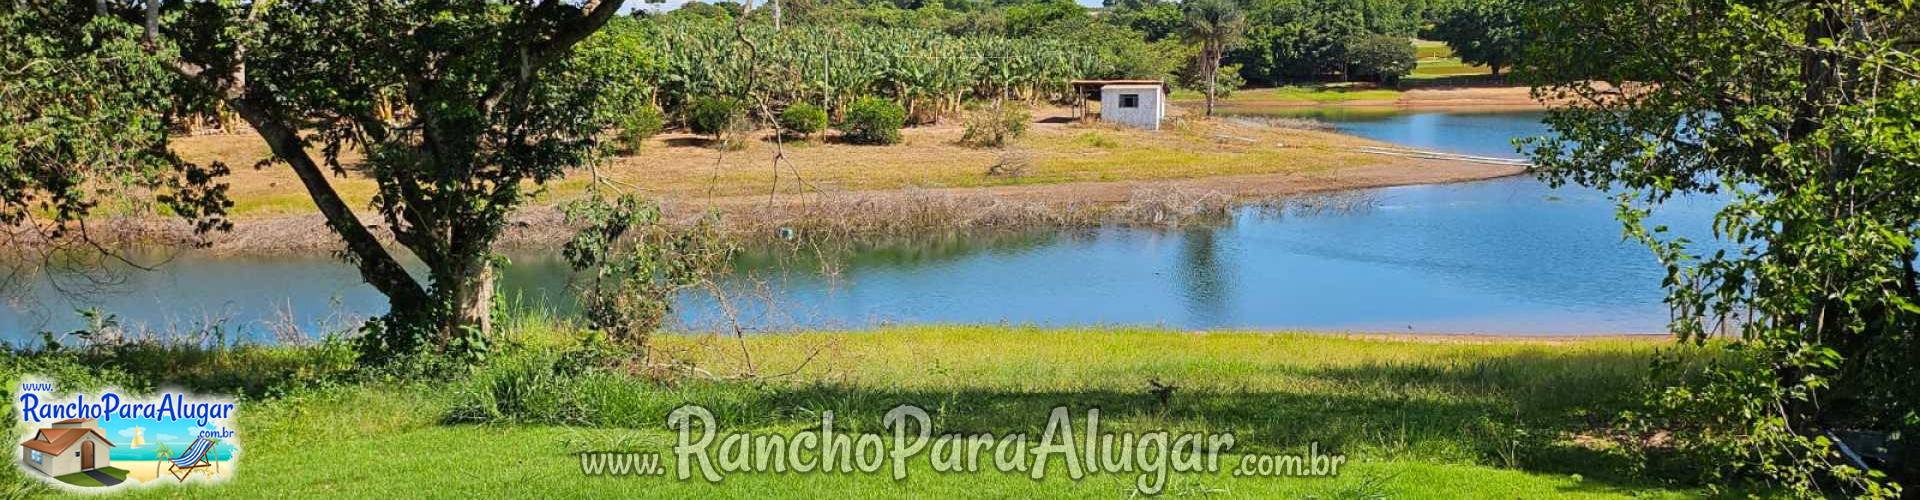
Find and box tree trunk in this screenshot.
[227,99,430,313]
[445,257,495,344]
[1205,48,1219,118]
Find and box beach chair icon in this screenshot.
[167,437,219,481]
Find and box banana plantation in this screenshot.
[611,20,1101,124]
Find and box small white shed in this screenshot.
[1071,80,1169,131]
[1098,84,1166,130]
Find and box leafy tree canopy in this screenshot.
[1427,0,1524,75]
[1,1,630,362]
[1523,0,1919,494]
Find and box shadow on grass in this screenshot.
[2,339,360,398]
[448,346,1676,493]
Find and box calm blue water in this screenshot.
[0,111,1722,340]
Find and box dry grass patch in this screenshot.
[163,109,1405,220]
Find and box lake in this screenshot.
[0,110,1721,341]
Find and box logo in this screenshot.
[14,378,240,490]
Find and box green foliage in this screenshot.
[1344,34,1416,84]
[648,22,1099,123]
[1039,21,1178,81]
[1180,62,1246,98]
[1,310,361,399]
[577,17,664,154]
[839,96,906,145]
[561,194,733,348]
[1182,0,1250,50]
[666,1,735,22]
[1523,0,1919,495]
[5,1,633,363]
[0,8,232,240]
[615,106,666,153]
[1107,1,1187,42]
[444,349,605,424]
[1428,0,1525,75]
[1075,131,1120,149]
[687,96,745,139]
[777,102,829,138]
[1004,0,1086,36]
[1234,0,1431,84]
[1183,0,1248,116]
[959,100,1032,148]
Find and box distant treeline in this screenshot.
[642,0,1525,87]
[164,0,1523,134]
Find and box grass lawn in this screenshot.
[1410,57,1491,79]
[1415,39,1453,59]
[12,326,1716,498]
[1409,40,1491,79]
[50,467,126,487]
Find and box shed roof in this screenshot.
[20,427,114,455]
[1069,79,1171,93]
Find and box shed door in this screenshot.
[81,441,94,469]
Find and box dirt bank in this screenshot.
[1396,86,1546,109]
[44,154,1521,254]
[1188,85,1550,110]
[7,108,1528,254]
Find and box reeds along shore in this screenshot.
[3,187,1403,256]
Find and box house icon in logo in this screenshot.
[19,418,115,478]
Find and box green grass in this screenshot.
[4,325,1720,498]
[1415,39,1454,59]
[1410,57,1492,79]
[51,467,126,487]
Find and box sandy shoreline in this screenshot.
[19,156,1524,255]
[4,102,1532,255]
[1194,85,1552,110]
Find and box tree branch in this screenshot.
[479,0,627,112]
[144,3,429,310]
[229,97,429,308]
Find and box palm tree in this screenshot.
[1182,0,1247,118]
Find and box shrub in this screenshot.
[1345,34,1417,85]
[960,100,1031,148]
[1179,61,1244,98]
[1075,131,1119,149]
[687,97,744,139]
[614,105,665,153]
[839,96,905,145]
[777,102,828,138]
[561,194,733,349]
[985,148,1032,178]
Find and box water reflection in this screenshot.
[1174,228,1231,328]
[0,111,1725,341]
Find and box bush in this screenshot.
[777,102,828,138]
[1075,131,1119,149]
[1345,34,1417,85]
[960,100,1031,148]
[561,194,733,349]
[614,105,665,153]
[1179,61,1244,98]
[985,148,1032,178]
[838,96,905,145]
[687,97,744,139]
